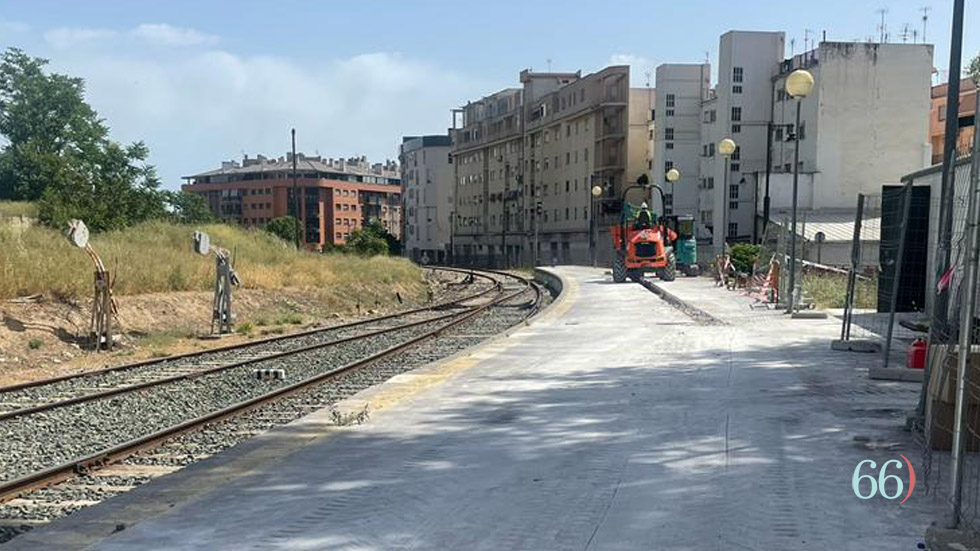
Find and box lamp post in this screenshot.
[590,177,603,267]
[717,138,737,250]
[784,68,815,314]
[664,168,680,217]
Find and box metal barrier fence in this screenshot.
[917,154,980,529]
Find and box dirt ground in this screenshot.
[0,285,432,388]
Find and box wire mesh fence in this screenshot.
[917,156,980,528]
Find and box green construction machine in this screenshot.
[664,214,700,277]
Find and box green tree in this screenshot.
[969,51,980,85]
[164,191,215,224]
[346,222,390,256]
[0,48,168,231]
[729,243,760,274]
[265,216,300,244]
[0,48,106,201]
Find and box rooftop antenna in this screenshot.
[790,38,796,56]
[913,28,919,44]
[900,23,912,43]
[921,6,930,42]
[876,8,889,43]
[644,70,652,88]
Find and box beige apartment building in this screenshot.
[450,66,654,267]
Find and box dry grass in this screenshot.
[0,221,426,308]
[0,201,38,219]
[803,272,878,310]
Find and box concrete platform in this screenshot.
[9,267,940,550]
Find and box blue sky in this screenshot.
[1,0,978,189]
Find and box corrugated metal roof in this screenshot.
[770,209,880,242]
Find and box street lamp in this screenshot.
[590,180,603,267]
[718,138,737,251]
[665,167,680,215]
[785,68,814,314]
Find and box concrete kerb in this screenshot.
[638,278,726,326]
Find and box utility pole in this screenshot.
[291,128,300,250]
[876,8,889,43]
[933,0,965,339]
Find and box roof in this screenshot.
[184,154,399,181]
[770,209,880,242]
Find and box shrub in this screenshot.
[729,243,760,273]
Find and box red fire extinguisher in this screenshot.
[908,338,927,370]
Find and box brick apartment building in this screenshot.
[930,78,977,165]
[182,153,402,251]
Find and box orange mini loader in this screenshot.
[611,174,677,283]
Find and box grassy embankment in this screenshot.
[0,217,426,310]
[803,272,878,309]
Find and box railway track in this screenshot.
[0,267,545,543]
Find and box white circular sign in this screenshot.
[67,220,89,249]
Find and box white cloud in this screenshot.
[42,44,486,187]
[130,24,218,47]
[44,27,117,49]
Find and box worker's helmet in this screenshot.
[640,202,648,209]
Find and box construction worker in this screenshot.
[634,202,653,230]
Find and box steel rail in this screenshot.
[0,301,494,422]
[0,267,497,394]
[0,271,534,503]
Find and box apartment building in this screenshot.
[400,135,453,264]
[652,63,710,220]
[450,65,652,267]
[656,31,932,254]
[930,78,977,165]
[182,154,401,251]
[699,31,786,251]
[765,42,933,214]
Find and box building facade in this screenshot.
[182,154,401,251]
[449,66,653,267]
[400,135,453,263]
[653,32,932,254]
[930,78,977,165]
[764,42,933,215]
[652,63,710,222]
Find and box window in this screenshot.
[566,152,570,165]
[732,124,741,133]
[565,181,570,192]
[666,109,675,117]
[666,143,674,150]
[774,126,784,141]
[565,208,570,220]
[729,184,739,199]
[664,160,674,172]
[733,66,743,83]
[799,121,807,140]
[777,89,786,102]
[664,127,674,140]
[731,106,742,122]
[731,162,740,172]
[733,85,743,94]
[707,177,715,189]
[729,201,739,210]
[708,143,715,157]
[728,222,738,237]
[939,105,947,121]
[666,94,675,108]
[731,147,740,161]
[584,148,589,162]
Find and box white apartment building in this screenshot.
[652,64,710,220]
[700,31,786,252]
[763,42,933,214]
[450,66,653,267]
[399,135,453,263]
[657,31,932,256]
